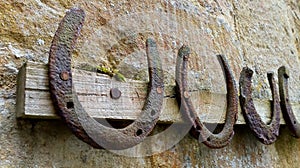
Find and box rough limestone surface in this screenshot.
[1,0,300,167]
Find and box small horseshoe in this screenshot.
[49,8,164,150]
[239,67,280,144]
[175,46,238,148]
[278,66,300,138]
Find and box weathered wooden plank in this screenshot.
[16,62,300,124]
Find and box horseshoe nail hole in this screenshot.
[294,121,297,125]
[136,129,143,136]
[67,102,74,109]
[196,125,201,131]
[207,137,211,141]
[151,110,156,116]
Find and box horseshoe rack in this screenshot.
[15,8,300,150]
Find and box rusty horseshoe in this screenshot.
[278,66,300,138]
[239,67,280,144]
[48,8,164,149]
[175,46,238,148]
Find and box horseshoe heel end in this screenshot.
[217,55,239,122]
[267,72,281,137]
[146,38,164,90]
[278,66,300,138]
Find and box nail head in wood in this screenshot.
[60,71,69,81]
[156,87,163,94]
[184,91,190,98]
[110,88,122,99]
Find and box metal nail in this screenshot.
[110,88,122,99]
[60,71,69,81]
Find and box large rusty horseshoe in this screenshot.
[239,67,280,144]
[49,8,164,150]
[278,66,300,138]
[175,46,238,148]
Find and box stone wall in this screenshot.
[1,0,300,167]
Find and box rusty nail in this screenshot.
[60,71,69,81]
[156,87,163,94]
[110,88,122,99]
[183,91,190,98]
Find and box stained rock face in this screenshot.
[1,0,300,167]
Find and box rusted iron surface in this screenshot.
[278,66,300,138]
[239,67,280,145]
[49,8,164,150]
[175,46,238,149]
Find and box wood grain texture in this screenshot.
[16,62,300,124]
